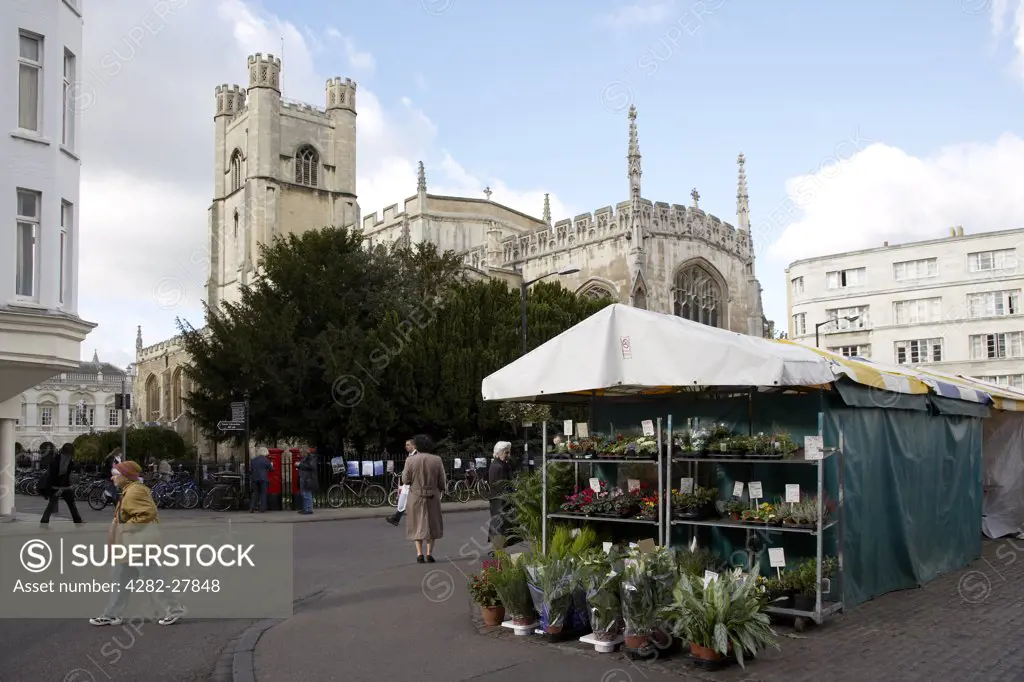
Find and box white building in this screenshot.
[14,352,129,464]
[1,1,94,513]
[786,226,1024,385]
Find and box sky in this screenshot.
[76,0,1024,369]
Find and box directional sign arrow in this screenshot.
[218,420,245,431]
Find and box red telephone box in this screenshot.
[267,448,283,511]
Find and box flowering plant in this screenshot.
[468,566,501,607]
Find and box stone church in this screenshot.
[134,54,767,460]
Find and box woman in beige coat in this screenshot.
[401,434,446,563]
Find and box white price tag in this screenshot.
[703,570,719,587]
[785,484,801,503]
[603,542,613,553]
[628,479,640,492]
[680,477,694,494]
[576,423,589,438]
[733,481,744,497]
[749,481,763,499]
[454,458,462,469]
[641,419,655,436]
[564,420,574,437]
[571,528,580,537]
[768,547,787,568]
[589,477,601,493]
[804,435,823,460]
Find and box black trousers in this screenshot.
[41,488,83,523]
[250,480,268,511]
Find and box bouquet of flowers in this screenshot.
[526,555,577,632]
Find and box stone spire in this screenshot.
[627,105,647,309]
[416,161,426,195]
[542,193,551,224]
[136,326,143,355]
[627,105,641,200]
[736,152,750,232]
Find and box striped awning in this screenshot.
[774,342,930,396]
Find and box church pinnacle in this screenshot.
[736,152,750,232]
[627,105,641,199]
[542,193,551,224]
[416,161,426,195]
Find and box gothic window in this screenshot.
[145,374,160,421]
[294,146,319,187]
[578,284,615,301]
[171,367,183,420]
[229,149,243,191]
[674,263,723,328]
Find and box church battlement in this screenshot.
[248,53,281,91]
[138,336,185,360]
[215,84,247,118]
[281,97,328,118]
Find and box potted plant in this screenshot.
[791,556,838,612]
[674,486,718,520]
[620,557,657,649]
[637,491,659,520]
[721,499,746,521]
[728,435,752,457]
[579,552,624,651]
[660,569,779,668]
[489,552,536,634]
[526,556,577,635]
[676,547,719,578]
[468,563,504,626]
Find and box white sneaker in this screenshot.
[158,608,184,626]
[89,616,122,626]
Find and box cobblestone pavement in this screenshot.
[476,537,1024,682]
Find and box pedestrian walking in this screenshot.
[487,441,516,551]
[249,448,273,513]
[386,439,417,527]
[401,434,445,563]
[39,443,84,525]
[297,449,317,515]
[89,460,185,627]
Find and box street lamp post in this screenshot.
[815,316,860,348]
[120,363,137,458]
[518,265,580,474]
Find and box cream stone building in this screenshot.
[135,55,768,461]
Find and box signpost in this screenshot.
[218,396,251,506]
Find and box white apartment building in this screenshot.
[786,227,1024,386]
[1,1,94,514]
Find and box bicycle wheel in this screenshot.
[204,485,234,512]
[454,481,472,504]
[326,484,345,509]
[180,486,200,510]
[387,488,398,507]
[87,485,108,511]
[361,484,387,508]
[476,480,491,500]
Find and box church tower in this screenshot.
[626,106,648,309]
[208,54,360,309]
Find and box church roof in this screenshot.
[77,350,126,376]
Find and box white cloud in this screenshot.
[76,0,567,369]
[597,1,674,29]
[990,0,1024,81]
[766,134,1024,264]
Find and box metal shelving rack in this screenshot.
[667,417,846,626]
[540,417,665,555]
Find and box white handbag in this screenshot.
[397,485,411,512]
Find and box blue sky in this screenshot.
[78,0,1024,368]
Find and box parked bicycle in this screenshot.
[150,473,201,510]
[386,470,404,507]
[326,473,387,508]
[453,466,489,502]
[203,473,245,512]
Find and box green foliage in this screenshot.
[72,427,185,465]
[489,552,534,620]
[503,464,575,546]
[176,225,610,453]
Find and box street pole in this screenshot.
[243,391,251,503]
[520,280,528,356]
[120,375,127,457]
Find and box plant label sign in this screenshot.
[603,541,613,554]
[641,419,655,437]
[690,536,698,552]
[785,484,801,503]
[564,420,574,437]
[804,435,824,460]
[637,538,656,553]
[589,477,601,493]
[628,479,641,492]
[576,422,589,438]
[680,477,694,494]
[703,570,719,587]
[475,458,487,468]
[768,547,787,568]
[749,481,763,499]
[571,528,580,537]
[733,481,745,497]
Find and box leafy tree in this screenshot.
[72,426,184,465]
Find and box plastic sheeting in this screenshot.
[981,411,1024,538]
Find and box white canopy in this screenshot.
[481,304,836,402]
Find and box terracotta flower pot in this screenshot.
[624,633,648,649]
[481,605,505,626]
[690,642,727,661]
[546,624,563,635]
[512,615,534,626]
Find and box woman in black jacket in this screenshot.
[487,441,516,550]
[40,443,84,524]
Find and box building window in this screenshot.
[792,313,806,336]
[968,249,1017,273]
[40,407,52,426]
[825,267,865,289]
[108,409,119,427]
[791,276,804,296]
[294,146,319,187]
[673,264,722,327]
[895,338,943,364]
[62,50,76,148]
[69,404,94,426]
[60,201,72,304]
[976,374,1024,390]
[230,149,242,191]
[18,32,42,132]
[825,306,869,330]
[892,297,942,325]
[828,345,870,358]
[893,258,937,281]
[970,332,1024,360]
[966,290,1021,318]
[16,189,41,299]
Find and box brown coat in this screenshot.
[402,452,446,540]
